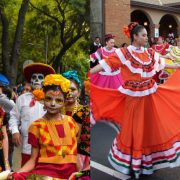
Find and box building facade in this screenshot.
[90,0,180,46]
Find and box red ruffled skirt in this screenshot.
[91,69,180,178]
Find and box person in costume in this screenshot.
[90,22,180,179]
[152,36,170,83]
[62,70,83,118]
[0,107,10,173]
[7,74,79,180]
[167,37,180,63]
[63,71,90,178]
[90,34,124,89]
[9,63,55,166]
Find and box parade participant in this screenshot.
[152,36,170,83]
[90,22,180,179]
[8,74,79,179]
[90,34,124,89]
[9,63,55,166]
[63,71,90,173]
[62,70,83,118]
[167,37,180,63]
[0,107,10,172]
[69,79,90,180]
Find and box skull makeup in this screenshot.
[30,73,44,89]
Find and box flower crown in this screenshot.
[123,22,139,38]
[62,70,82,88]
[33,74,70,101]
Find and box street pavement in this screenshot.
[91,122,180,180]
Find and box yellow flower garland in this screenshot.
[32,74,71,101]
[43,74,70,93]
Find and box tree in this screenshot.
[0,0,30,86]
[30,0,89,73]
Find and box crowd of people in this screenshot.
[0,63,90,179]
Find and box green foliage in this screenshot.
[0,0,89,84]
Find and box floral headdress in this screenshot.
[62,70,82,88]
[123,22,139,39]
[33,74,70,101]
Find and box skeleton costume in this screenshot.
[9,63,55,166]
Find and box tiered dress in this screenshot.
[90,47,124,89]
[91,45,180,178]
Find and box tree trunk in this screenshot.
[9,0,30,86]
[0,8,11,78]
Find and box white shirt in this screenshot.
[9,92,45,154]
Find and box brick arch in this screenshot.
[131,9,153,37]
[159,14,179,38]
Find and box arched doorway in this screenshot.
[159,14,178,39]
[131,10,152,37]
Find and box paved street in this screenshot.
[91,122,180,180]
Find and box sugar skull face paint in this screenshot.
[44,90,65,114]
[31,73,44,89]
[66,80,80,104]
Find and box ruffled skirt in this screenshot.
[91,69,180,178]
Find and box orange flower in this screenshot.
[32,89,45,101]
[77,111,83,117]
[84,80,90,93]
[123,26,130,38]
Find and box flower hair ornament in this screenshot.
[62,70,82,88]
[123,22,139,38]
[32,74,71,101]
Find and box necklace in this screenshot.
[65,98,80,116]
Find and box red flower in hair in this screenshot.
[129,22,139,31]
[123,26,130,38]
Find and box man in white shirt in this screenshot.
[9,63,55,166]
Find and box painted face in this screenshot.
[30,73,44,89]
[66,80,79,104]
[44,90,65,114]
[134,28,148,47]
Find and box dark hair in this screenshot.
[104,34,115,43]
[2,86,12,99]
[95,36,100,39]
[128,22,145,42]
[121,43,128,47]
[43,85,67,98]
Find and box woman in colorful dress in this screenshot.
[90,22,180,179]
[90,34,124,89]
[152,36,170,83]
[167,37,180,63]
[69,79,90,180]
[8,74,79,180]
[63,71,90,176]
[0,107,10,173]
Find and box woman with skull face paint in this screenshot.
[8,74,79,180]
[62,71,90,175]
[90,22,180,178]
